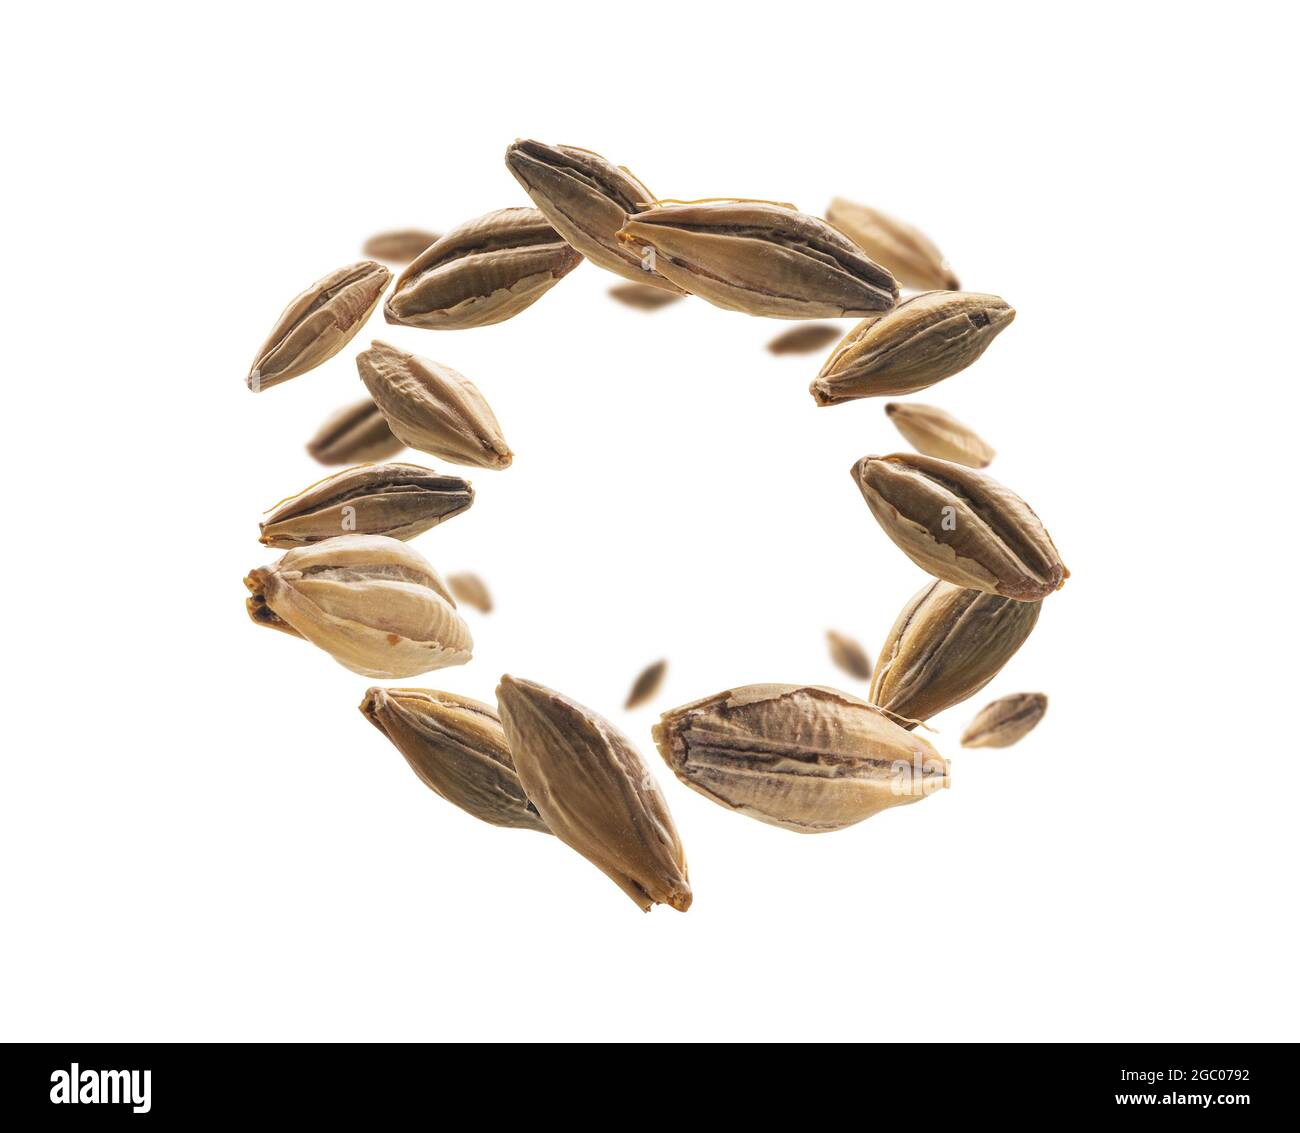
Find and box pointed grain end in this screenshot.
[809,379,837,406]
[849,455,875,482]
[666,887,693,912]
[358,686,386,724]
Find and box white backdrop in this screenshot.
[2,1,1296,1042]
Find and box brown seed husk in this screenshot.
[870,580,1042,727]
[244,534,471,679]
[624,660,667,709]
[884,402,996,468]
[506,139,683,293]
[306,398,405,466]
[360,687,549,832]
[384,207,582,330]
[653,684,948,833]
[851,452,1067,601]
[247,261,390,391]
[616,200,898,319]
[825,198,959,291]
[961,693,1048,749]
[826,631,873,680]
[811,291,1014,405]
[608,283,682,310]
[259,463,474,548]
[496,675,691,912]
[362,228,441,264]
[766,323,843,355]
[355,341,513,470]
[448,572,492,613]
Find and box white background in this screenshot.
[2,1,1296,1042]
